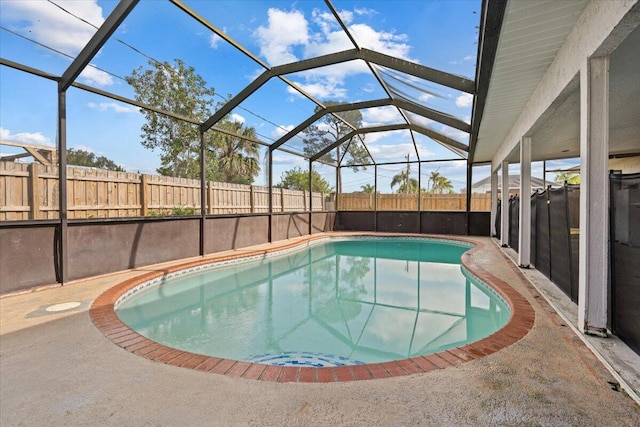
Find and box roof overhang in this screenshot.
[473,0,640,167]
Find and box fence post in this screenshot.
[250,185,255,213]
[28,163,41,220]
[303,189,307,211]
[140,174,149,216]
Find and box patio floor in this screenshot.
[1,234,639,426]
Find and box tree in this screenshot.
[390,154,419,194]
[554,172,580,184]
[67,148,124,171]
[360,184,376,194]
[390,170,419,194]
[126,59,260,183]
[427,170,455,194]
[276,167,333,193]
[215,121,260,184]
[433,175,454,193]
[302,101,369,190]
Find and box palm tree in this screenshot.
[426,170,454,194]
[215,121,260,184]
[554,172,580,184]
[390,170,419,194]
[432,175,454,194]
[360,184,376,194]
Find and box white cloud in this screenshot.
[404,112,433,128]
[2,1,114,87]
[348,24,411,58]
[254,7,413,100]
[337,10,354,24]
[272,154,306,166]
[455,93,474,108]
[419,93,434,102]
[286,81,347,100]
[271,125,294,140]
[87,102,136,114]
[438,125,469,143]
[464,55,475,61]
[209,33,222,49]
[254,8,309,65]
[2,0,105,54]
[354,7,378,17]
[79,66,113,87]
[0,127,53,146]
[1,1,94,51]
[230,113,246,124]
[71,144,94,153]
[361,106,403,126]
[368,142,424,161]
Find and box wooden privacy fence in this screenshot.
[0,161,327,220]
[338,192,491,211]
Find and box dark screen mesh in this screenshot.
[610,172,640,356]
[534,190,551,278]
[567,185,580,303]
[495,199,501,239]
[548,185,574,300]
[530,194,537,266]
[509,195,519,251]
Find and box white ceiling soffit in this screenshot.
[473,0,590,164]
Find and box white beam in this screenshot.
[500,160,509,247]
[518,136,532,267]
[578,56,609,337]
[490,170,498,236]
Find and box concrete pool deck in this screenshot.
[1,234,639,426]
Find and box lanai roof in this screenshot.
[1,0,638,173]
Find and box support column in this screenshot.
[199,129,206,256]
[500,160,509,247]
[308,159,313,235]
[57,88,68,284]
[578,56,609,336]
[268,149,273,243]
[518,136,531,267]
[490,169,498,236]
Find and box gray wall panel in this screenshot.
[469,212,491,236]
[272,213,310,241]
[377,212,420,233]
[421,212,467,235]
[205,216,269,253]
[334,211,375,231]
[311,212,335,234]
[0,226,57,293]
[67,219,200,281]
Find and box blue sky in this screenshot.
[0,0,576,192]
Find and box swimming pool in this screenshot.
[114,237,511,367]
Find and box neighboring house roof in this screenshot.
[471,175,557,193]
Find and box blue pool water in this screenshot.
[116,238,510,366]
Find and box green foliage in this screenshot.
[147,206,197,217]
[126,59,260,184]
[302,101,369,190]
[554,172,580,184]
[360,184,376,194]
[390,170,419,194]
[426,170,455,194]
[214,121,260,184]
[276,167,333,193]
[67,148,124,171]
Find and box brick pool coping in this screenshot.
[90,233,535,382]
